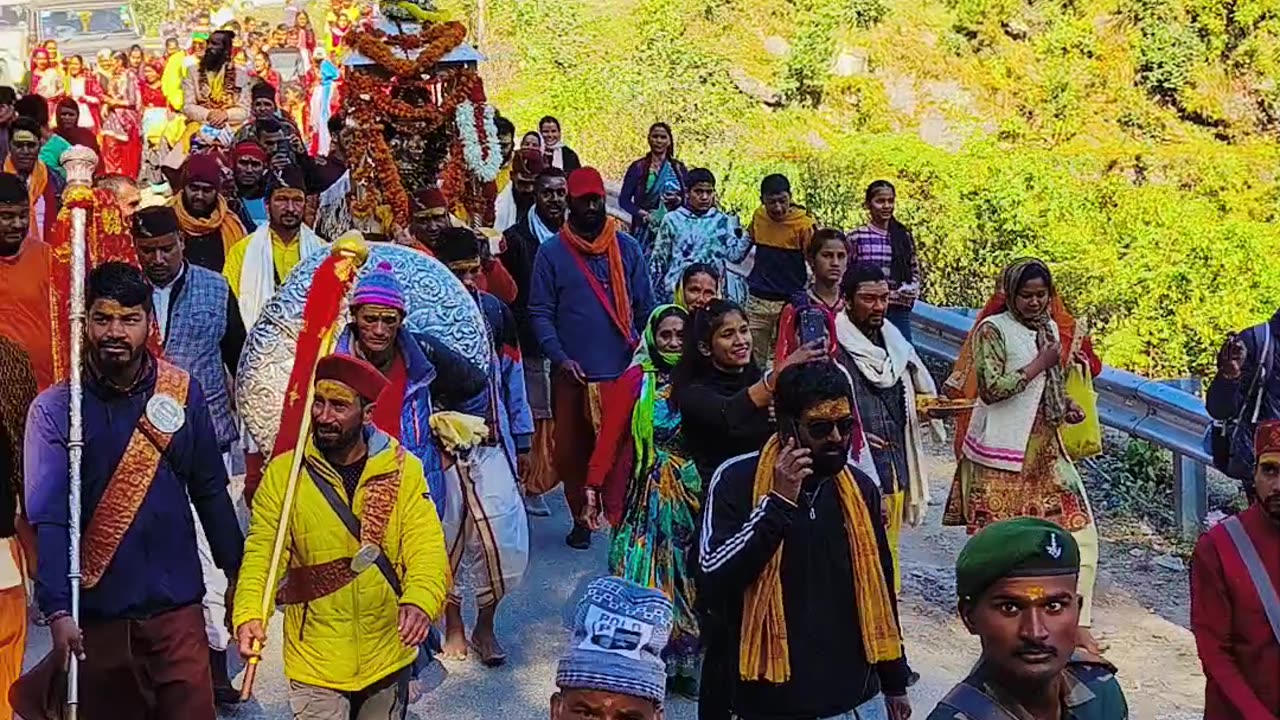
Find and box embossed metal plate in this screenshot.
[236,242,488,450]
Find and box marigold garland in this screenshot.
[345,22,467,79]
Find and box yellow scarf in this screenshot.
[748,205,816,251]
[740,434,902,683]
[168,194,246,254]
[3,157,48,232]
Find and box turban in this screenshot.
[315,354,388,404]
[183,154,223,187]
[132,206,180,239]
[567,167,605,199]
[511,148,544,178]
[954,517,1080,601]
[1256,419,1280,459]
[233,141,268,164]
[412,187,449,212]
[350,261,406,312]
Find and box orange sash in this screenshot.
[81,361,191,589]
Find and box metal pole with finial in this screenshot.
[60,144,98,720]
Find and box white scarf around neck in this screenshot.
[835,311,943,526]
[529,208,559,245]
[238,223,327,329]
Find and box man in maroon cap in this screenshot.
[1191,419,1280,719]
[528,167,655,548]
[494,148,544,232]
[229,140,270,231]
[405,187,518,304]
[167,153,247,273]
[235,353,449,716]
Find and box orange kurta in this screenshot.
[0,237,53,390]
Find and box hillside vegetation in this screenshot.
[472,0,1280,378]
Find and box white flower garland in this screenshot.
[455,100,503,183]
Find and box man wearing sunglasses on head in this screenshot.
[698,359,912,720]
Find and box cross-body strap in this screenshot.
[1242,323,1272,424]
[1221,515,1280,645]
[938,683,1022,720]
[304,463,403,597]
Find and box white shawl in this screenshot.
[835,312,943,527]
[493,185,518,232]
[237,223,327,329]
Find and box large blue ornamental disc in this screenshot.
[235,242,488,450]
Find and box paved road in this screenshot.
[22,488,699,720]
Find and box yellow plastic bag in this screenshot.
[1061,362,1103,459]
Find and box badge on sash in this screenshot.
[351,543,381,573]
[146,393,185,434]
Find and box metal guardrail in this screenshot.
[911,302,1211,537]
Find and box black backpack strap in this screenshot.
[938,683,1022,720]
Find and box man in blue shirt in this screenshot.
[23,262,243,719]
[529,167,654,549]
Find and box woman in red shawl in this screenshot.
[293,11,318,55]
[100,51,142,178]
[250,50,282,93]
[139,60,169,186]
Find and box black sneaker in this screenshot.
[565,524,592,550]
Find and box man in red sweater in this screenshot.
[1191,418,1280,719]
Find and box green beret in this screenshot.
[956,518,1080,600]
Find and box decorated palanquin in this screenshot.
[47,184,161,382]
[317,3,502,238]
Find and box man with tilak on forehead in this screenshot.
[234,353,449,719]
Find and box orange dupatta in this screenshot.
[561,217,635,343]
[2,158,49,233]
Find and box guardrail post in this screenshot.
[1172,377,1207,539]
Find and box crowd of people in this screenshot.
[0,4,1277,719]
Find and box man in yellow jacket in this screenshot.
[233,353,449,718]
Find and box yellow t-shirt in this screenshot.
[223,230,305,297]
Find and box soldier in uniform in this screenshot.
[929,518,1129,720]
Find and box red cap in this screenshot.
[512,149,545,178]
[315,353,388,403]
[1256,419,1280,459]
[233,141,268,164]
[567,167,605,199]
[412,187,449,212]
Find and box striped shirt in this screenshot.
[846,224,921,308]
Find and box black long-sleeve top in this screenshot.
[500,217,543,357]
[674,365,772,484]
[1206,311,1279,423]
[698,453,910,719]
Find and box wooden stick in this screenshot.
[240,377,319,701]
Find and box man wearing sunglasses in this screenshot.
[698,360,912,720]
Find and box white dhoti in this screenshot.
[443,445,529,607]
[191,453,251,651]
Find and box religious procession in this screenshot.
[0,0,1277,718]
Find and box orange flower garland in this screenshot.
[345,23,467,79]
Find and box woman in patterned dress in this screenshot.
[584,304,704,695]
[943,257,1105,653]
[100,52,142,178]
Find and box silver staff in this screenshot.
[60,145,98,720]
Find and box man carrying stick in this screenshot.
[21,262,244,719]
[234,353,449,719]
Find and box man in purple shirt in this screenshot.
[22,262,243,719]
[529,167,654,550]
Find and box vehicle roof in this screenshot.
[29,0,134,9]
